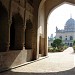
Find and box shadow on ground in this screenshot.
[1,67,75,75]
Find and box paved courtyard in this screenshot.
[1,47,75,75]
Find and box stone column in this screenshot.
[39,34,45,56]
[44,19,48,56]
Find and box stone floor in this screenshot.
[1,47,75,75]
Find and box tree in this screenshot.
[51,39,62,48]
[73,40,75,45]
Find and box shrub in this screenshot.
[48,38,66,52]
[63,45,68,50]
[48,47,53,52]
[48,47,63,52]
[73,45,75,53]
[73,40,75,45]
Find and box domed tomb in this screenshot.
[64,18,75,31]
[65,18,75,26]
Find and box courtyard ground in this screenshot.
[1,47,75,75]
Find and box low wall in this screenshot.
[0,49,32,72]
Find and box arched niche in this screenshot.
[0,1,9,52]
[25,19,33,49]
[10,13,24,50]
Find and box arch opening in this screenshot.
[0,1,9,52]
[38,0,75,57]
[10,17,15,50]
[25,19,33,49]
[10,13,24,50]
[47,3,75,48]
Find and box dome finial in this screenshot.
[70,13,72,18]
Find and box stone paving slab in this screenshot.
[0,47,75,75]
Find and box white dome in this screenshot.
[65,18,75,26]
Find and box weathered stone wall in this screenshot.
[0,49,32,72]
[0,0,34,72]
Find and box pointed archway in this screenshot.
[10,13,24,50]
[0,1,9,52]
[38,0,75,57]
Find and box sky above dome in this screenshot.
[47,3,75,37]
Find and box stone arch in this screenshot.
[10,13,24,50]
[38,0,75,56]
[0,1,9,52]
[25,19,33,49]
[47,2,75,20]
[12,13,24,27]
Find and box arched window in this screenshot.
[59,36,62,39]
[70,36,73,40]
[68,43,69,45]
[65,36,67,40]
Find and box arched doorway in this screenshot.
[10,13,24,50]
[0,1,9,52]
[25,19,33,49]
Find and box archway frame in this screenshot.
[38,0,75,57]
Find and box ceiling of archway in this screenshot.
[39,0,75,19]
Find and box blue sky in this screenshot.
[47,3,75,37]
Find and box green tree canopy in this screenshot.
[51,39,62,48]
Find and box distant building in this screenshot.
[56,17,75,46]
[48,34,54,47]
